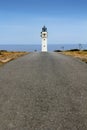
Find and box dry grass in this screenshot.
[61,51,87,63]
[0,51,29,65]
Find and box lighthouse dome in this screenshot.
[42,26,47,32]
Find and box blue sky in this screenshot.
[0,0,87,44]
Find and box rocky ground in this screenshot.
[61,50,87,64]
[0,51,29,66]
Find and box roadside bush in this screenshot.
[0,50,7,52]
[69,49,80,51]
[54,50,62,52]
[83,49,87,51]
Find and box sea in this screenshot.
[0,44,87,52]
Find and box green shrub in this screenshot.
[69,49,80,51]
[54,50,62,52]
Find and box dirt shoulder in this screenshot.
[60,50,87,63]
[0,51,29,66]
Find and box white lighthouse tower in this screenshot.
[41,26,48,52]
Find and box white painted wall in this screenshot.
[41,32,48,52]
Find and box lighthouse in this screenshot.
[41,26,48,52]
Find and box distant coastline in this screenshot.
[0,44,87,52]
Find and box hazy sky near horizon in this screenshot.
[0,0,87,44]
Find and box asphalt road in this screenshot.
[0,52,87,130]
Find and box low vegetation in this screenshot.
[61,50,87,63]
[0,50,29,66]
